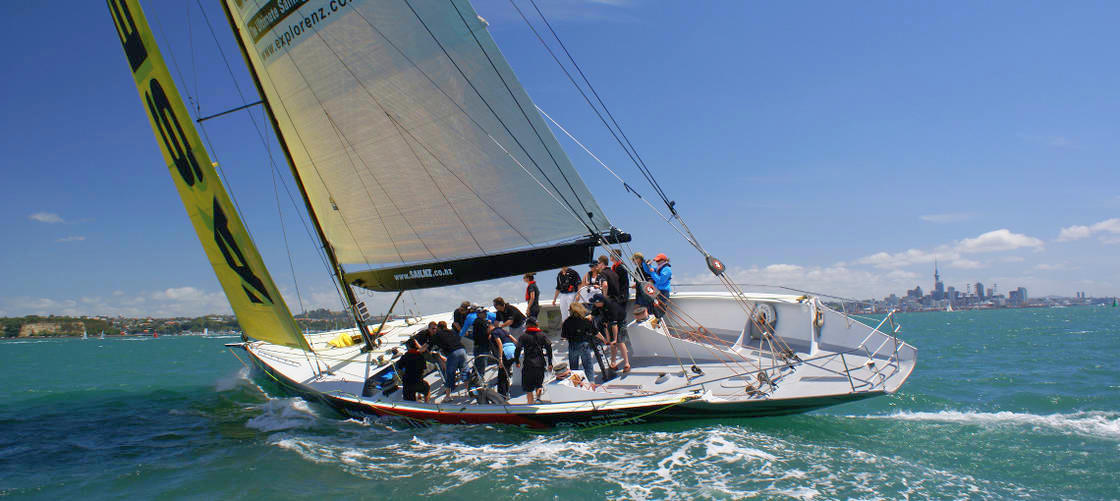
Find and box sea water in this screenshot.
[1,307,1116,499]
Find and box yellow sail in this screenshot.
[106,0,310,351]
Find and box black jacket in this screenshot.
[560,314,594,344]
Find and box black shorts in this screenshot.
[403,379,430,401]
[521,366,545,392]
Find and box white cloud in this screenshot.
[1057,218,1120,243]
[920,213,972,223]
[857,228,1044,269]
[29,212,64,224]
[56,236,85,243]
[956,229,1044,253]
[1034,263,1071,271]
[1057,225,1092,242]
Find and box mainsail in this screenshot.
[107,0,311,350]
[223,0,619,291]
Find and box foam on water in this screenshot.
[263,424,1031,499]
[245,398,320,432]
[860,410,1120,440]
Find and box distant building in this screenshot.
[932,262,945,300]
[907,286,924,299]
[975,282,985,300]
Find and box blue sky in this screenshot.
[1,0,1117,317]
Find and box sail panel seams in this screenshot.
[226,0,611,268]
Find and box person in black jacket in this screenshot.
[432,321,467,398]
[561,302,600,383]
[610,251,631,305]
[398,346,430,403]
[592,294,629,372]
[493,297,526,337]
[524,273,540,319]
[515,317,552,404]
[553,266,581,322]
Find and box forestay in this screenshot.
[223,0,613,285]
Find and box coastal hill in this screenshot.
[1,309,355,338]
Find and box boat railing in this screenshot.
[846,309,905,390]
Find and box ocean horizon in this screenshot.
[1,306,1116,499]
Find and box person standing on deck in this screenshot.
[493,297,526,338]
[553,265,580,322]
[515,317,552,404]
[631,252,653,311]
[598,255,621,306]
[432,322,466,399]
[583,260,608,299]
[469,308,496,379]
[398,344,431,403]
[561,302,599,383]
[642,253,673,319]
[451,301,471,333]
[459,306,496,338]
[610,251,631,307]
[524,273,540,319]
[489,322,518,398]
[591,294,629,372]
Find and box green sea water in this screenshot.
[1,307,1117,499]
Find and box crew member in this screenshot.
[432,321,466,399]
[515,317,552,404]
[451,301,471,333]
[561,302,597,383]
[553,265,580,322]
[489,322,518,397]
[591,294,629,372]
[398,344,430,403]
[524,273,540,319]
[642,253,673,319]
[493,297,526,338]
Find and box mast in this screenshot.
[219,1,377,350]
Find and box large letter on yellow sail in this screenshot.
[107,0,310,351]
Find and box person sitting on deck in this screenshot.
[515,317,553,404]
[489,322,518,397]
[561,302,598,384]
[432,322,466,398]
[398,344,430,403]
[452,301,471,333]
[591,294,630,373]
[583,260,608,300]
[553,266,581,322]
[493,297,526,337]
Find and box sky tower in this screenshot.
[933,260,945,300]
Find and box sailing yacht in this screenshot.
[108,0,915,427]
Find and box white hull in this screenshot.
[233,292,916,427]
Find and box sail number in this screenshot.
[109,0,273,306]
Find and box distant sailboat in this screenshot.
[99,330,105,340]
[946,302,954,312]
[82,326,88,340]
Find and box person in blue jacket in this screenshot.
[458,305,497,338]
[641,253,673,318]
